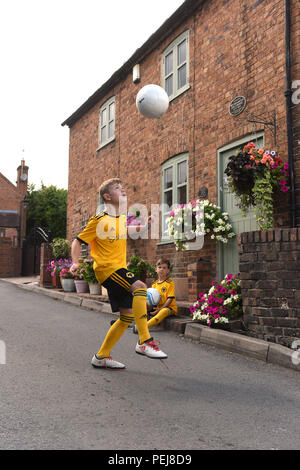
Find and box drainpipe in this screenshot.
[285,0,296,227]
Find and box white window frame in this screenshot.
[160,153,189,243]
[162,30,190,102]
[98,96,116,150]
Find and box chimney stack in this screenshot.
[16,160,29,196]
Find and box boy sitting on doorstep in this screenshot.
[134,258,177,333]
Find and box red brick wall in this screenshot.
[0,174,22,212]
[0,238,21,277]
[0,164,28,277]
[67,0,296,299]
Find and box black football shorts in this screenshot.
[102,268,139,312]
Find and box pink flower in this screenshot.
[169,210,175,217]
[279,179,287,185]
[281,186,288,192]
[283,163,289,169]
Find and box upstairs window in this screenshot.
[162,30,190,101]
[99,96,115,149]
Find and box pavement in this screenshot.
[1,275,299,373]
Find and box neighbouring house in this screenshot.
[62,0,299,311]
[0,160,29,277]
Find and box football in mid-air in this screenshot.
[136,84,169,119]
[146,288,161,307]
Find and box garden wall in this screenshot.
[238,228,300,347]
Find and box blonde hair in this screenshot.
[99,178,122,200]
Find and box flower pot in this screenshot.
[88,282,101,295]
[74,280,89,293]
[61,278,76,292]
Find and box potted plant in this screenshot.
[190,273,243,328]
[74,259,89,294]
[48,239,71,288]
[50,238,71,260]
[127,255,156,283]
[82,260,101,295]
[47,259,63,289]
[224,142,289,229]
[166,199,235,251]
[59,262,75,292]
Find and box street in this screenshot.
[0,280,299,450]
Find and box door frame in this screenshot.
[216,132,264,280]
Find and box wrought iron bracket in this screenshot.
[246,111,277,146]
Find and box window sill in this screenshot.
[96,136,116,151]
[156,240,174,247]
[168,84,191,103]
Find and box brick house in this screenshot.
[0,160,29,277]
[62,0,299,304]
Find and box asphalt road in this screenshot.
[0,280,299,450]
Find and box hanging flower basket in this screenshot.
[224,142,289,230]
[166,199,235,251]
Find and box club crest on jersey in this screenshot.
[161,286,167,293]
[126,272,135,278]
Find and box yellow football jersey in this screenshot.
[152,278,178,314]
[77,212,127,284]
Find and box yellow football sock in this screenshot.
[132,288,151,344]
[97,313,134,358]
[147,307,172,328]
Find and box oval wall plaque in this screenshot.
[229,96,247,116]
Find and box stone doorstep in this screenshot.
[184,323,300,372]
